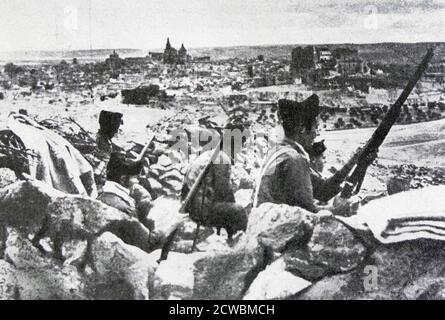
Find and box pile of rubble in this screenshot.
[2,167,445,300]
[389,164,445,189]
[2,109,445,300]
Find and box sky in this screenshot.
[0,0,444,52]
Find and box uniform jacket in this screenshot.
[253,138,332,213]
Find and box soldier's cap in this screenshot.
[99,110,124,126]
[278,94,320,128]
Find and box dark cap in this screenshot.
[99,110,123,126]
[99,110,124,137]
[278,94,320,132]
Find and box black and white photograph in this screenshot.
[0,0,444,303]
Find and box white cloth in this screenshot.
[7,114,97,198]
[337,185,445,244]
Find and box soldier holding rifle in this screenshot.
[252,94,368,213]
[180,114,250,247]
[253,48,434,214]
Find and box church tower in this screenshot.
[163,37,177,64]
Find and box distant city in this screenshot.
[1,39,444,131]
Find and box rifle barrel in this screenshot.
[345,48,434,194]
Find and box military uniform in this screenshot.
[93,111,124,188]
[253,138,331,212]
[253,96,345,213]
[181,150,235,225]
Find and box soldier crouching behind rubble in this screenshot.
[253,94,373,214]
[181,121,249,243]
[93,110,125,188]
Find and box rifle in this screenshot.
[134,130,155,162]
[341,48,434,197]
[68,117,96,143]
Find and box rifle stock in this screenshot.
[342,48,434,197]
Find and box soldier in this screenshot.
[93,110,127,188]
[252,94,369,213]
[96,110,124,155]
[97,152,145,216]
[181,120,249,243]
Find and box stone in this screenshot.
[146,197,186,250]
[152,251,206,300]
[306,217,366,273]
[62,240,89,266]
[159,169,184,184]
[0,180,63,234]
[243,259,312,300]
[164,179,182,193]
[158,155,173,167]
[5,230,87,300]
[403,276,445,300]
[298,239,445,300]
[297,272,363,300]
[153,237,265,300]
[387,175,411,195]
[234,189,253,209]
[47,196,153,253]
[148,177,164,195]
[231,166,254,190]
[176,217,214,242]
[48,196,130,237]
[248,203,316,253]
[192,240,265,300]
[90,232,158,300]
[0,259,18,300]
[0,225,6,259]
[170,239,194,253]
[196,233,233,252]
[368,240,445,299]
[164,149,183,164]
[0,168,17,189]
[281,250,329,281]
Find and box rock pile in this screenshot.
[389,164,445,189]
[1,111,444,300]
[1,164,445,300]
